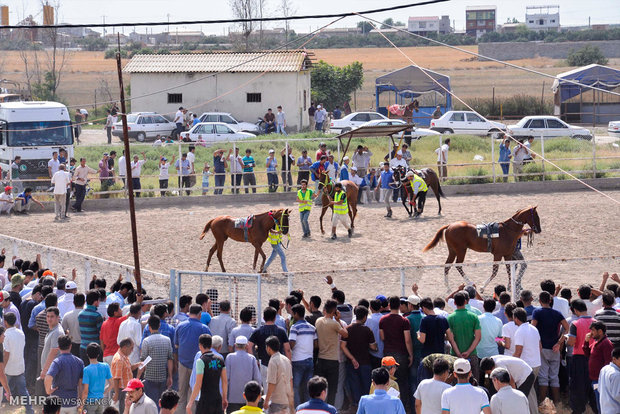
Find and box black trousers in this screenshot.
[179,176,191,195]
[73,183,86,211]
[132,177,141,197]
[315,358,339,406]
[415,190,427,212]
[569,354,597,414]
[159,179,168,196]
[297,170,310,185]
[230,173,242,194]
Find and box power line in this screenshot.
[0,0,448,30]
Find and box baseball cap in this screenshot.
[269,149,275,153]
[397,150,403,156]
[351,166,357,171]
[42,270,54,277]
[4,186,12,192]
[317,105,322,109]
[407,295,420,305]
[0,290,10,301]
[65,281,78,290]
[161,157,167,161]
[11,274,25,288]
[381,356,399,367]
[399,297,408,304]
[123,378,144,392]
[454,358,471,374]
[375,294,387,302]
[343,156,349,161]
[235,335,248,345]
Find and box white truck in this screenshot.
[0,101,74,191]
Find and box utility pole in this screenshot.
[102,15,106,37]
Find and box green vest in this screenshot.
[297,189,313,212]
[334,191,348,215]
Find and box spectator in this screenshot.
[481,355,538,414]
[187,334,227,414]
[441,358,490,414]
[173,295,192,326]
[56,280,77,318]
[160,389,180,414]
[117,303,143,366]
[379,296,412,410]
[81,343,113,414]
[500,303,518,356]
[231,380,264,414]
[14,187,44,215]
[493,292,511,325]
[413,358,451,414]
[308,103,316,128]
[446,292,481,381]
[230,307,255,350]
[340,156,350,181]
[325,154,339,182]
[210,300,236,359]
[512,139,527,181]
[341,305,377,409]
[489,367,529,414]
[213,149,228,195]
[296,150,312,186]
[377,162,394,218]
[314,299,348,405]
[111,337,138,412]
[229,147,245,194]
[358,367,405,414]
[289,304,317,406]
[405,294,423,396]
[40,306,65,383]
[598,346,620,414]
[435,138,450,181]
[0,185,15,215]
[280,146,295,192]
[583,320,614,412]
[512,306,541,373]
[51,164,71,220]
[61,292,85,357]
[3,312,34,414]
[264,108,276,133]
[118,150,126,187]
[142,303,175,344]
[365,299,385,368]
[225,336,261,412]
[130,152,147,198]
[174,107,185,138]
[242,149,257,194]
[332,106,342,120]
[21,284,43,391]
[539,279,571,319]
[295,376,336,414]
[498,138,512,182]
[418,297,449,359]
[264,335,294,414]
[314,105,326,131]
[594,289,620,347]
[315,143,327,162]
[157,155,175,197]
[123,378,158,414]
[201,163,213,195]
[266,149,279,192]
[44,335,84,413]
[276,106,288,135]
[48,151,60,178]
[0,290,20,327]
[531,291,568,404]
[97,153,113,196]
[187,146,196,192]
[79,290,104,366]
[351,145,373,178]
[476,299,503,359]
[566,299,597,413]
[139,315,173,404]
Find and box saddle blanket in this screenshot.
[234,215,254,229]
[476,222,500,239]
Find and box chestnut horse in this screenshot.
[199,208,290,273]
[317,170,359,235]
[391,166,445,216]
[423,206,541,292]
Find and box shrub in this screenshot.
[448,167,492,185]
[543,138,591,153]
[566,45,608,66]
[454,94,553,117]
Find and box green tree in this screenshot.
[381,18,394,29]
[357,21,374,34]
[311,60,363,110]
[31,71,59,101]
[566,45,609,66]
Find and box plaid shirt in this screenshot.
[111,350,133,389]
[140,332,173,382]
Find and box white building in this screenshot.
[123,51,313,132]
[526,5,560,32]
[408,16,451,35]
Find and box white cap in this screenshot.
[351,166,357,171]
[269,149,275,153]
[397,150,403,156]
[235,335,248,345]
[317,105,322,109]
[407,295,420,305]
[406,171,414,177]
[343,156,349,161]
[454,358,471,374]
[65,281,78,290]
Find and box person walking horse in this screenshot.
[405,171,428,218]
[329,182,353,240]
[297,179,317,238]
[263,216,289,274]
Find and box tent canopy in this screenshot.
[375,65,451,97]
[552,64,620,103]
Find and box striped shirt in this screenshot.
[36,310,50,351]
[595,308,620,347]
[111,350,134,389]
[140,332,173,382]
[78,305,104,349]
[289,319,317,361]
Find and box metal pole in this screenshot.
[337,139,341,167]
[399,268,406,297]
[84,259,92,292]
[233,141,237,194]
[257,274,262,328]
[541,134,545,181]
[169,269,177,310]
[510,263,517,299]
[491,135,496,183]
[116,35,142,295]
[178,140,183,196]
[592,134,597,178]
[540,81,545,115]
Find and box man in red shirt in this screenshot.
[567,299,596,414]
[583,320,614,412]
[316,143,327,161]
[101,302,129,365]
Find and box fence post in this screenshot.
[491,136,496,183]
[169,269,177,311]
[257,274,262,328]
[592,134,597,178]
[337,139,341,165]
[233,141,237,193]
[400,268,406,297]
[287,272,293,294]
[46,251,52,269]
[510,263,517,299]
[12,241,18,258]
[540,134,545,181]
[84,259,92,292]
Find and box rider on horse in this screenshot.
[405,171,428,218]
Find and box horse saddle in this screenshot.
[234,215,254,241]
[476,222,500,253]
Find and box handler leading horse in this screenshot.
[423,206,541,292]
[317,170,358,235]
[391,166,445,216]
[199,208,290,273]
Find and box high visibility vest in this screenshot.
[267,223,282,245]
[411,175,428,193]
[297,189,313,212]
[333,191,348,215]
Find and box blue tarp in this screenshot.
[552,64,620,102]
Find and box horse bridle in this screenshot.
[320,173,335,198]
[511,208,538,232]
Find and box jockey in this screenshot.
[405,171,428,218]
[310,155,329,204]
[329,182,352,240]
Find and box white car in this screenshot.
[329,111,387,134]
[430,111,506,137]
[112,112,176,142]
[180,122,256,143]
[507,116,592,140]
[357,119,440,140]
[608,121,620,138]
[199,112,260,134]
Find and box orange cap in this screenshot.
[42,270,54,277]
[381,356,399,367]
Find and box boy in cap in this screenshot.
[440,358,490,414]
[369,356,400,394]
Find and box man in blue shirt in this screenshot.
[357,367,405,414]
[142,303,175,345]
[175,153,192,196]
[44,335,84,413]
[377,163,394,218]
[296,376,337,414]
[14,188,44,214]
[242,149,257,194]
[212,149,228,195]
[175,304,211,414]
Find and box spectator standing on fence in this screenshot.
[48,151,60,178]
[202,163,213,195]
[213,149,228,195]
[140,315,173,404]
[51,164,71,220]
[45,335,85,414]
[276,106,287,135]
[498,138,512,182]
[225,336,261,413]
[241,149,257,194]
[175,154,191,196]
[229,147,245,194]
[130,152,147,198]
[72,158,96,213]
[187,333,228,414]
[3,312,34,414]
[281,145,295,192]
[435,138,450,182]
[352,146,373,178]
[158,155,175,197]
[266,149,279,193]
[297,150,312,186]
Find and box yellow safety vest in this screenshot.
[333,190,348,215]
[267,223,282,245]
[411,175,428,193]
[297,189,313,212]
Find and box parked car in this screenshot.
[507,116,592,140]
[329,111,388,134]
[199,112,260,134]
[608,121,620,138]
[180,122,256,143]
[111,112,176,142]
[357,119,440,140]
[429,111,506,137]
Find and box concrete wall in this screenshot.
[478,40,620,61]
[129,71,311,132]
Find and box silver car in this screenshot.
[112,112,176,142]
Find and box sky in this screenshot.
[3,0,620,35]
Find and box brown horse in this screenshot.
[199,208,290,273]
[317,170,359,235]
[391,166,445,216]
[423,206,541,292]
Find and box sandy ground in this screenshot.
[1,190,618,307]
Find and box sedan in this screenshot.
[357,119,440,140]
[199,112,260,134]
[507,116,592,140]
[329,111,388,134]
[430,111,506,137]
[112,112,176,142]
[180,122,256,143]
[608,121,620,138]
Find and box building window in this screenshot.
[419,22,426,28]
[539,19,544,25]
[551,19,556,23]
[167,93,182,104]
[529,20,534,24]
[247,93,261,103]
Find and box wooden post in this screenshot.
[592,134,597,178]
[492,86,495,114]
[540,81,545,115]
[491,135,496,183]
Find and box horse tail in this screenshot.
[199,219,214,240]
[436,180,446,198]
[423,225,448,252]
[423,168,446,198]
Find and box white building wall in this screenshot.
[128,71,311,132]
[408,19,440,33]
[526,12,560,31]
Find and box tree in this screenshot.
[230,0,258,51]
[566,45,609,66]
[357,21,374,34]
[381,18,394,29]
[279,0,296,45]
[311,60,364,110]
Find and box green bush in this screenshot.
[566,45,608,66]
[454,94,553,117]
[447,135,491,153]
[448,167,492,185]
[522,162,544,181]
[543,138,591,153]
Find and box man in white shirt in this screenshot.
[489,367,529,414]
[174,107,185,139]
[389,151,408,170]
[512,139,527,181]
[118,150,127,187]
[435,139,450,181]
[350,167,371,204]
[351,145,373,178]
[540,279,571,319]
[288,304,317,407]
[441,358,491,414]
[513,308,541,369]
[61,292,84,356]
[500,303,519,356]
[228,147,244,194]
[57,281,78,318]
[71,158,97,213]
[0,185,15,215]
[414,357,451,414]
[51,164,71,220]
[481,355,537,414]
[3,312,35,414]
[187,146,196,192]
[117,303,143,365]
[48,152,60,178]
[130,152,147,198]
